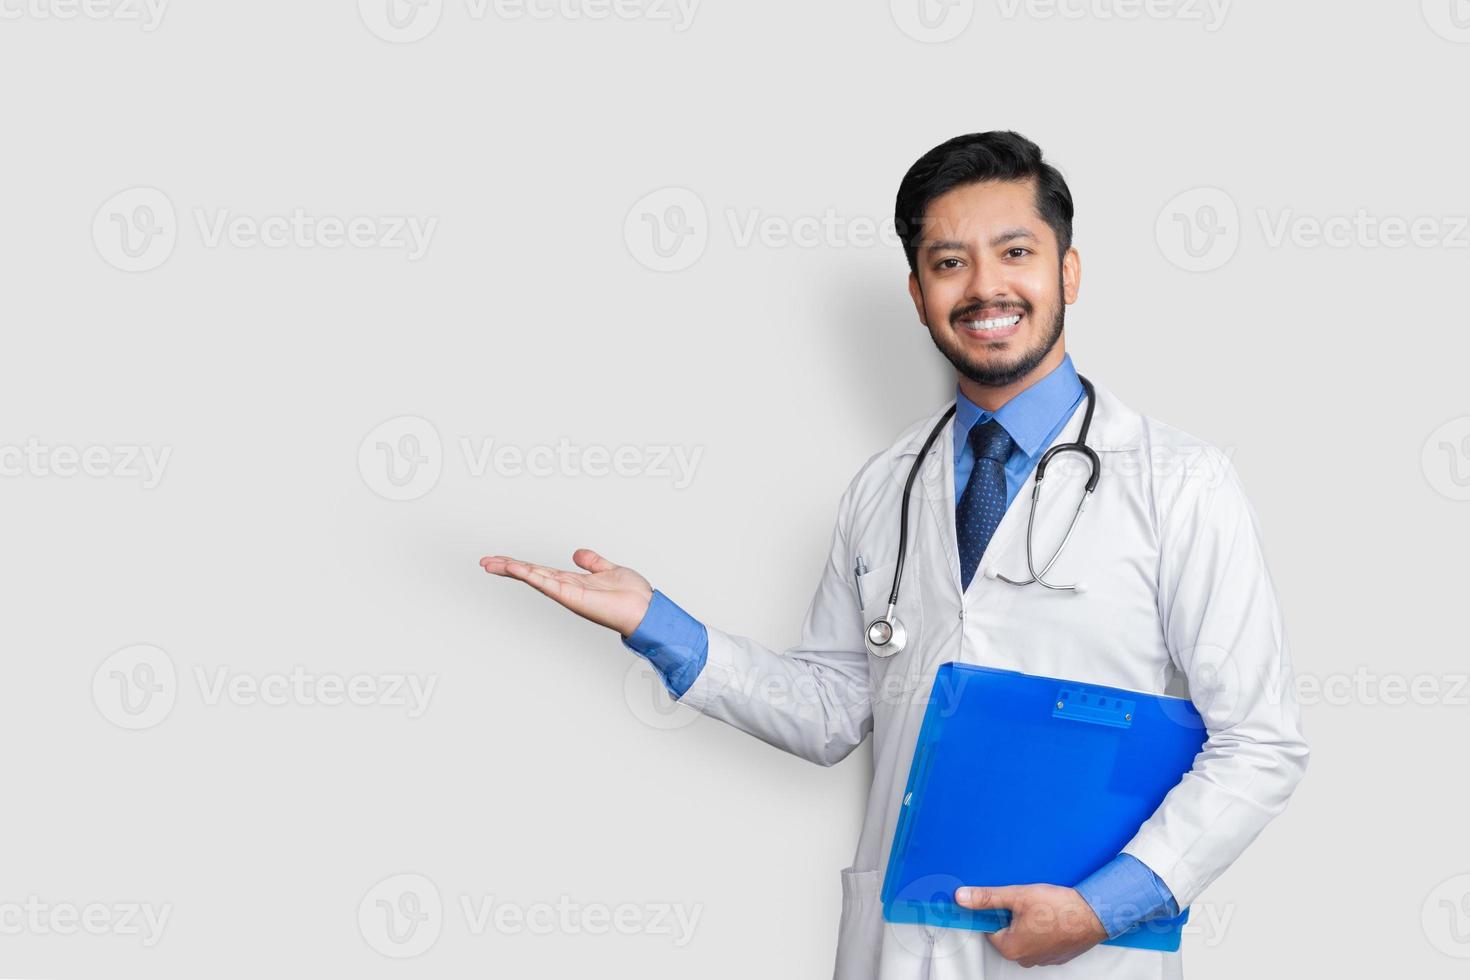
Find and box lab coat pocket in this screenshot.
[834,866,883,980]
[856,559,924,704]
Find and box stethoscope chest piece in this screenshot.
[865,611,907,658]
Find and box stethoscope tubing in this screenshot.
[866,375,1099,657]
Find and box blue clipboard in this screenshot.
[881,662,1208,952]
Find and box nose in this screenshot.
[963,254,1012,307]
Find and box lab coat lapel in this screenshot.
[917,413,961,597]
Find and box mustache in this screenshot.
[951,302,1028,324]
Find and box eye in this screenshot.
[935,257,963,271]
[1004,247,1030,259]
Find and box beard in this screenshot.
[929,293,1066,389]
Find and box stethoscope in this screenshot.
[864,375,1100,659]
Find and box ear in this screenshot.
[1061,247,1081,305]
[908,271,929,327]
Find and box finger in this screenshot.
[955,886,1022,910]
[572,548,617,574]
[481,556,561,579]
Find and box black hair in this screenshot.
[894,131,1074,275]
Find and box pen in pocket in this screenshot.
[854,554,869,608]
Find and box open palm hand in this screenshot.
[480,549,653,638]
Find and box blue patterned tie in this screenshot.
[957,418,1014,591]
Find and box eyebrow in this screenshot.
[922,227,1039,254]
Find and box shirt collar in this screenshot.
[953,353,1084,460]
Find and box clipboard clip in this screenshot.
[1052,686,1135,729]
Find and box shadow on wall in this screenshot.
[824,262,952,443]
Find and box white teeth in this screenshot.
[964,314,1021,331]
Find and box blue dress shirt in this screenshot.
[619,354,1178,939]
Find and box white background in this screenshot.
[3,0,1469,976]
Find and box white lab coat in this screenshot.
[674,379,1309,979]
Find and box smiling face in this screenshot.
[907,177,1081,407]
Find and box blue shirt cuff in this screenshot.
[621,589,708,699]
[1073,853,1179,940]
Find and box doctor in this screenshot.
[481,130,1309,978]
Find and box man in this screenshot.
[481,131,1308,978]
